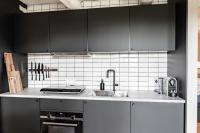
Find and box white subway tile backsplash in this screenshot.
[129,72,138,77]
[28,52,167,90]
[149,58,159,62]
[158,57,167,62]
[139,58,149,62]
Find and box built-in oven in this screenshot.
[40,112,83,133]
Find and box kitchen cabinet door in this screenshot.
[50,10,87,52]
[130,4,175,51]
[1,97,40,133]
[131,102,184,133]
[0,16,13,52]
[14,12,49,53]
[88,7,129,52]
[84,100,130,133]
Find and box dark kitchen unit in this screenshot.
[49,10,87,52]
[13,4,176,53]
[130,4,175,51]
[87,7,129,52]
[0,0,189,133]
[0,96,184,133]
[14,12,50,53]
[1,97,40,133]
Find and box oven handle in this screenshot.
[42,122,78,127]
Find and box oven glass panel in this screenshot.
[48,126,75,133]
[40,112,83,133]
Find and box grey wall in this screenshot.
[0,0,27,93]
[167,0,186,99]
[0,1,23,133]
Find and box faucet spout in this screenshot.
[106,69,118,92]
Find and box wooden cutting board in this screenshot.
[4,53,23,94]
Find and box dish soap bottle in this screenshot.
[100,79,105,90]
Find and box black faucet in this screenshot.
[106,69,118,92]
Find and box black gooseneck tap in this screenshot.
[106,69,118,92]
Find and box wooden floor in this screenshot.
[198,123,200,133]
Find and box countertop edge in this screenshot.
[0,93,185,103]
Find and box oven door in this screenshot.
[41,119,82,133]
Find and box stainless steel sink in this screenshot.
[93,90,128,97]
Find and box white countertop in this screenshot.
[0,88,185,103]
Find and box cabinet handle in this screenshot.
[35,99,39,102]
[42,122,78,127]
[131,48,134,51]
[59,100,63,103]
[132,103,135,106]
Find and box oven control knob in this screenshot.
[71,115,76,120]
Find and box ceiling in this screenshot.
[19,0,168,12]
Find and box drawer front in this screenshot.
[40,99,83,113]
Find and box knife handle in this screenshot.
[48,67,50,78]
[35,63,37,81]
[31,62,33,80]
[38,63,40,81]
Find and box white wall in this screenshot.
[187,0,198,133]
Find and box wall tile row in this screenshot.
[28,52,167,91]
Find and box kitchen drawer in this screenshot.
[40,99,83,113]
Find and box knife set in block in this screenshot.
[4,53,23,94]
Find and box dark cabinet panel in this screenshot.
[40,99,83,113]
[130,4,175,51]
[84,100,130,133]
[50,10,87,52]
[131,102,184,133]
[1,97,40,133]
[0,15,13,52]
[88,7,129,52]
[14,12,49,53]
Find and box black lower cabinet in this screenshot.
[131,102,184,133]
[1,97,40,133]
[83,101,130,133]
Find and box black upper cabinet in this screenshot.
[14,12,49,53]
[50,10,87,52]
[13,5,175,53]
[88,7,129,52]
[130,4,175,51]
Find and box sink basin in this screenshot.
[93,90,128,97]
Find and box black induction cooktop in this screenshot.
[40,86,85,94]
